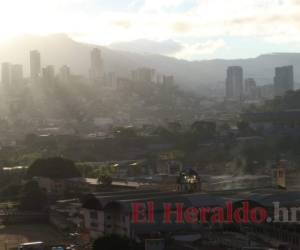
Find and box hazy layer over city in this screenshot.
[1,34,300,90]
[1,0,300,90]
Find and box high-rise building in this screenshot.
[274,65,294,96]
[245,78,256,93]
[1,62,11,87]
[131,67,155,83]
[245,78,257,100]
[89,48,103,83]
[259,84,274,100]
[42,65,55,82]
[225,66,243,100]
[156,74,163,84]
[59,65,71,82]
[163,75,174,85]
[30,50,41,79]
[103,72,117,90]
[10,64,23,85]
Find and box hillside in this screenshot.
[0,34,300,90]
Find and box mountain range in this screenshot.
[0,34,299,91]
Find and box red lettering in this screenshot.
[199,207,210,224]
[131,203,147,224]
[211,207,224,224]
[184,207,199,224]
[233,201,249,224]
[250,207,268,224]
[163,203,184,224]
[147,201,155,224]
[226,201,233,223]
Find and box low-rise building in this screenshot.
[81,189,226,240]
[34,176,89,196]
[241,110,300,136]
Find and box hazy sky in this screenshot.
[1,0,300,60]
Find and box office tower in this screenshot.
[30,50,41,79]
[245,78,256,93]
[245,78,257,99]
[89,48,103,83]
[103,72,117,90]
[1,62,11,87]
[163,75,174,85]
[131,67,155,83]
[259,84,274,100]
[226,66,243,100]
[156,74,163,84]
[274,65,294,96]
[10,64,23,85]
[42,65,55,82]
[59,65,71,82]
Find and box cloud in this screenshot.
[109,39,183,55]
[290,0,300,4]
[109,38,226,60]
[140,0,187,13]
[193,40,226,54]
[175,40,226,60]
[2,0,300,43]
[113,20,132,29]
[1,0,300,59]
[172,22,192,33]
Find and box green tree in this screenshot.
[167,121,182,133]
[191,121,216,139]
[129,163,142,177]
[237,121,253,136]
[19,180,47,211]
[0,183,22,201]
[27,157,81,179]
[97,174,112,187]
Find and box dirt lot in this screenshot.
[0,224,65,250]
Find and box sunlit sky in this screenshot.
[1,0,300,60]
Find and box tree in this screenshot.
[191,121,216,139]
[260,90,300,112]
[237,121,253,136]
[19,180,47,211]
[27,157,81,179]
[93,234,133,250]
[0,183,22,201]
[129,163,142,177]
[97,174,112,187]
[167,121,182,133]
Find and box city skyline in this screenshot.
[1,47,295,101]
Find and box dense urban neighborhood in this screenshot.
[0,40,300,250]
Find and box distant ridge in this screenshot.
[0,34,300,91]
